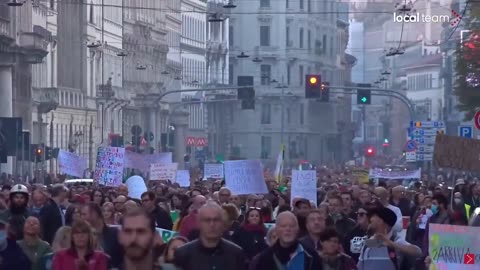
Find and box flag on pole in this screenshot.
[274,144,285,183]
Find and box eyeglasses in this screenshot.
[357,212,367,217]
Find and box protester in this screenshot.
[38,226,71,270]
[141,191,173,230]
[174,202,246,270]
[0,213,31,269]
[39,184,68,244]
[300,209,327,251]
[373,187,403,233]
[17,217,52,270]
[178,195,206,239]
[52,220,109,270]
[102,202,116,225]
[231,207,268,260]
[159,236,188,263]
[4,184,32,240]
[318,228,357,270]
[344,206,369,263]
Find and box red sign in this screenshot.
[196,137,207,147]
[186,137,196,146]
[475,111,480,130]
[464,253,475,264]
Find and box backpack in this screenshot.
[361,234,412,270]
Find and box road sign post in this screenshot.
[408,121,444,162]
[458,125,473,138]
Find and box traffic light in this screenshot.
[357,83,371,105]
[45,146,53,160]
[34,145,44,162]
[382,138,390,147]
[238,76,255,110]
[320,82,330,102]
[305,74,321,98]
[365,147,375,157]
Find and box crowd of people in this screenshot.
[0,167,477,270]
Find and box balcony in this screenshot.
[33,87,59,113]
[97,84,115,99]
[18,31,49,63]
[0,18,13,48]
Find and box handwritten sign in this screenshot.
[150,163,178,181]
[224,160,268,195]
[429,224,480,269]
[58,150,87,178]
[176,170,190,187]
[204,163,224,179]
[93,147,125,187]
[124,151,172,171]
[290,170,317,206]
[352,169,369,184]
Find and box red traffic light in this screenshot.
[365,147,375,156]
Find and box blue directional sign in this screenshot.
[410,121,445,129]
[458,126,473,138]
[416,153,433,161]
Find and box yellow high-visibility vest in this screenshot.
[465,204,471,220]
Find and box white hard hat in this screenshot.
[10,184,29,195]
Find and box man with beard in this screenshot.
[2,184,31,240]
[118,207,164,270]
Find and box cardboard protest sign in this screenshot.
[124,151,172,171]
[290,170,317,206]
[93,147,125,187]
[150,163,178,181]
[58,150,87,178]
[204,163,224,179]
[433,135,480,171]
[429,224,480,269]
[175,170,190,187]
[352,168,369,184]
[224,160,268,195]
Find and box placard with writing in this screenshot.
[94,147,125,187]
[150,163,178,181]
[58,150,87,178]
[290,170,317,206]
[224,160,268,195]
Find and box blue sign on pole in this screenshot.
[404,140,417,152]
[458,126,473,138]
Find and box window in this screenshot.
[286,0,289,8]
[261,136,272,159]
[69,93,73,106]
[287,65,291,85]
[50,0,54,9]
[299,28,304,48]
[330,37,334,56]
[260,26,270,46]
[322,35,327,54]
[89,1,94,24]
[229,26,234,46]
[307,0,311,12]
[260,0,270,8]
[261,103,271,124]
[299,65,304,86]
[260,65,271,85]
[307,30,311,50]
[300,0,304,9]
[286,27,290,46]
[229,64,234,84]
[287,108,291,123]
[300,103,304,124]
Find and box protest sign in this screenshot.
[352,169,369,184]
[369,168,421,179]
[150,163,178,181]
[58,150,87,178]
[290,170,317,206]
[176,170,190,187]
[429,224,480,269]
[93,147,125,187]
[125,175,147,199]
[433,135,480,171]
[124,151,172,171]
[224,160,268,195]
[204,163,224,179]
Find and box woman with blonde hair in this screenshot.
[102,202,115,225]
[52,220,109,270]
[39,226,72,270]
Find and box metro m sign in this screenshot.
[186,137,196,146]
[196,137,207,147]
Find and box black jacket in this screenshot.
[0,239,31,270]
[150,206,173,230]
[231,225,268,260]
[101,224,124,268]
[174,239,247,270]
[249,243,322,270]
[39,198,63,244]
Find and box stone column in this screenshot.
[0,67,13,174]
[149,107,157,150]
[172,111,189,165]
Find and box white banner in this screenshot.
[58,150,87,178]
[369,168,421,179]
[290,170,317,206]
[224,160,268,195]
[124,151,172,171]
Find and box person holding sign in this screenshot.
[357,207,421,270]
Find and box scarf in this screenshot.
[272,240,299,265]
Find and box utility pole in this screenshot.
[280,84,286,146]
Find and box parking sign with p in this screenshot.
[458,126,473,138]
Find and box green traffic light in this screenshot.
[361,97,367,103]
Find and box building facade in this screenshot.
[207,0,353,164]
